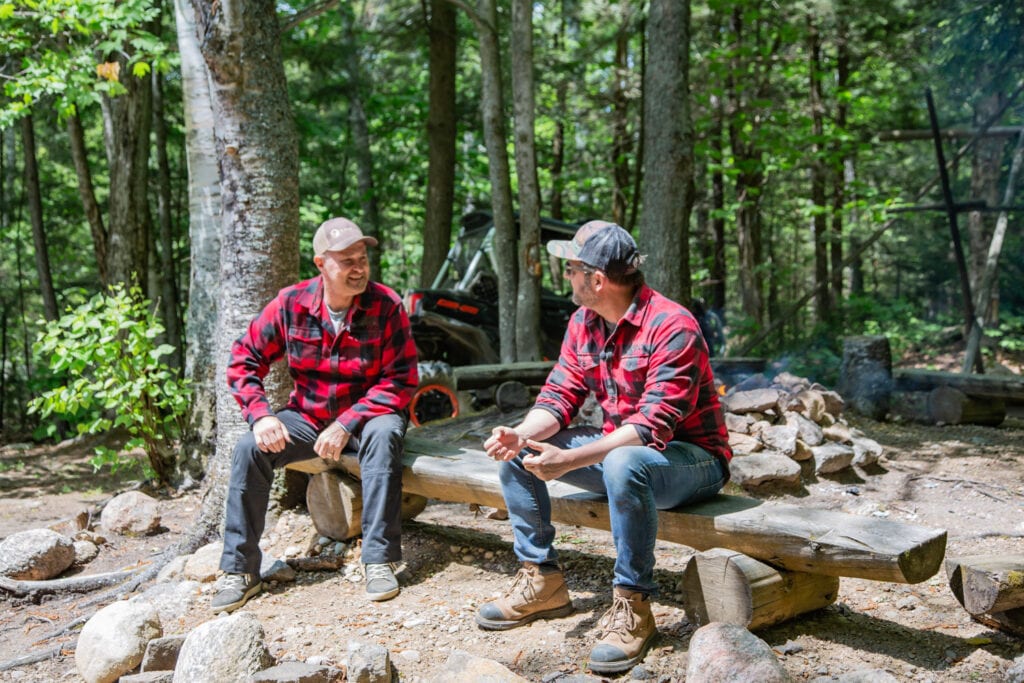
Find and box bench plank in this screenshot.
[323,436,946,584]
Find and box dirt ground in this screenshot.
[2,392,1024,680]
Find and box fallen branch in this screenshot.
[909,475,1023,499]
[0,642,74,672]
[0,568,143,599]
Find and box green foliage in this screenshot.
[986,314,1024,353]
[27,284,190,483]
[0,0,169,128]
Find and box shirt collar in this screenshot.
[584,284,651,333]
[303,276,372,320]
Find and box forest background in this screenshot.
[1,0,1023,494]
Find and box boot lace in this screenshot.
[598,595,638,638]
[503,567,538,604]
[365,563,397,582]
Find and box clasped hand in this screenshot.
[483,426,572,481]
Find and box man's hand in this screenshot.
[521,440,576,481]
[484,426,526,462]
[253,416,291,453]
[314,422,351,461]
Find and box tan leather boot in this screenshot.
[587,587,657,674]
[475,562,573,630]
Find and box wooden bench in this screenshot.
[287,430,948,630]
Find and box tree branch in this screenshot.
[279,0,341,33]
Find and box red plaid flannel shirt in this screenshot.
[535,284,732,472]
[227,277,419,434]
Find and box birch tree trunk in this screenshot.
[422,0,457,287]
[476,0,517,363]
[194,0,300,510]
[176,0,223,478]
[511,0,542,361]
[640,0,692,304]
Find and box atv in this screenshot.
[403,211,728,426]
[403,211,579,425]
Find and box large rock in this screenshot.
[141,580,202,626]
[431,651,530,683]
[851,437,884,467]
[722,388,782,415]
[346,640,392,683]
[184,542,223,582]
[686,622,792,683]
[0,528,75,580]
[142,634,187,672]
[729,452,802,489]
[785,412,824,447]
[760,425,799,456]
[76,598,163,683]
[173,612,273,682]
[101,491,162,536]
[811,443,855,475]
[249,661,344,682]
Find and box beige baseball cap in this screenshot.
[313,217,378,255]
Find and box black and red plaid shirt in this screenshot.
[536,284,732,472]
[227,277,419,434]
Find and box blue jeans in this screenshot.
[500,426,726,595]
[220,410,407,575]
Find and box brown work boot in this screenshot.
[587,587,658,674]
[475,562,573,630]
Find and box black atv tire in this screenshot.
[409,361,460,427]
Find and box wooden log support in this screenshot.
[946,556,1024,637]
[287,462,428,541]
[453,361,555,390]
[945,555,1024,615]
[316,436,946,584]
[681,547,839,630]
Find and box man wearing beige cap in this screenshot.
[477,220,731,674]
[213,217,419,612]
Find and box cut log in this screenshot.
[681,547,839,630]
[453,361,555,390]
[305,470,428,541]
[946,556,1024,636]
[838,336,892,419]
[944,554,1024,615]
[927,386,1006,426]
[328,436,947,584]
[895,367,1024,402]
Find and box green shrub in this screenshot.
[27,284,190,484]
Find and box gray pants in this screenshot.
[220,410,407,575]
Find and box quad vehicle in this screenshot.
[403,211,727,426]
[403,211,579,424]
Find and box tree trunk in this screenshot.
[19,114,58,321]
[66,109,109,286]
[610,2,633,226]
[195,0,300,518]
[153,72,184,371]
[549,4,567,222]
[341,6,382,277]
[511,0,542,362]
[176,0,223,479]
[830,18,850,314]
[967,87,1007,302]
[808,15,829,323]
[709,95,727,316]
[100,56,153,287]
[475,0,517,363]
[640,0,692,304]
[421,0,457,287]
[963,131,1024,372]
